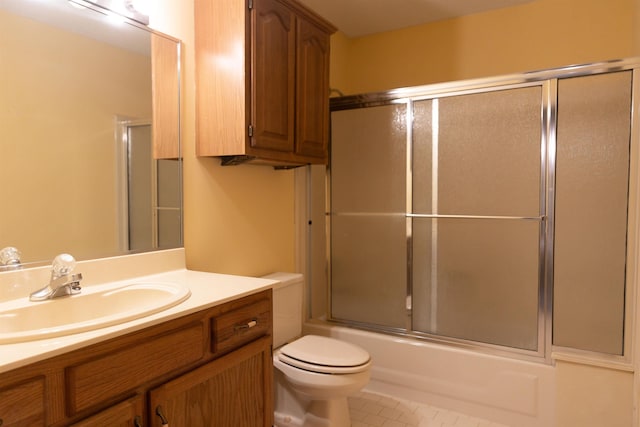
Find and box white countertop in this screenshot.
[0,268,277,374]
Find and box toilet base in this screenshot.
[274,398,351,427]
[307,398,351,427]
[274,410,305,427]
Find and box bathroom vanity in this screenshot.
[0,290,272,427]
[0,251,276,427]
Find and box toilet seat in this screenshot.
[278,335,371,374]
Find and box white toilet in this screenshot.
[265,272,372,427]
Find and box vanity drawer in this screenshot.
[69,395,144,427]
[0,377,46,426]
[212,296,271,355]
[66,322,205,415]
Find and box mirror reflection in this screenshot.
[0,0,182,265]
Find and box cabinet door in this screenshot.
[0,378,46,427]
[70,396,144,427]
[66,322,204,415]
[149,337,273,427]
[295,16,330,161]
[250,0,296,154]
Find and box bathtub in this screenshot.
[303,321,556,427]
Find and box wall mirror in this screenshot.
[0,0,182,267]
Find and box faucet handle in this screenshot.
[0,246,21,266]
[52,253,76,278]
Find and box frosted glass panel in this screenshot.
[128,125,153,251]
[331,105,407,213]
[156,159,181,249]
[554,71,631,355]
[158,209,181,248]
[411,88,543,351]
[412,100,433,213]
[157,159,181,207]
[422,88,541,216]
[412,219,540,350]
[331,215,407,328]
[330,104,408,328]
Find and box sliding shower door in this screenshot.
[330,104,408,329]
[411,88,543,351]
[327,60,636,359]
[329,87,544,345]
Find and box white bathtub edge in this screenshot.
[303,321,556,427]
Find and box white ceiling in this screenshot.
[297,0,536,38]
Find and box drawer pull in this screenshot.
[234,318,258,331]
[134,415,142,427]
[155,405,169,427]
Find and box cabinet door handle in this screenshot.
[155,405,169,427]
[234,318,258,331]
[133,415,143,427]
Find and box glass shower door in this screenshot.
[329,87,545,348]
[326,61,637,359]
[411,88,544,350]
[330,104,409,329]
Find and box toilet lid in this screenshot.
[278,335,371,374]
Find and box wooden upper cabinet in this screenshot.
[295,17,331,159]
[250,0,296,154]
[151,33,180,160]
[194,0,336,166]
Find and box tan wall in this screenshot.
[149,1,295,277]
[332,0,636,95]
[328,31,351,96]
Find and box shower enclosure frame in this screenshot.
[324,57,640,365]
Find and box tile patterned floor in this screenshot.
[348,391,512,427]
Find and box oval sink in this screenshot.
[0,282,190,343]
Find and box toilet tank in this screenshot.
[262,272,304,348]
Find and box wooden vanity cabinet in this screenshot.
[194,0,336,166]
[0,290,272,427]
[149,337,272,427]
[69,396,144,427]
[0,376,46,426]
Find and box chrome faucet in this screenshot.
[0,246,22,271]
[29,254,82,301]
